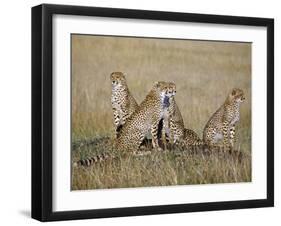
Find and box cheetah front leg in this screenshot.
[222,120,231,151]
[169,121,175,144]
[161,117,169,150]
[151,117,162,151]
[229,125,236,150]
[113,108,121,138]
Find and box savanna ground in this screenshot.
[71,35,251,190]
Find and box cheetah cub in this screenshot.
[111,72,139,138]
[115,81,176,153]
[163,96,185,145]
[203,88,245,150]
[161,96,203,149]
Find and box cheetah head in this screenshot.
[154,81,176,97]
[229,88,245,103]
[110,72,127,88]
[154,81,176,108]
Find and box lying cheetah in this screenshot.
[203,88,245,150]
[182,128,203,147]
[116,81,176,152]
[111,72,138,138]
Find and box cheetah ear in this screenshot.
[153,81,160,87]
[231,89,237,96]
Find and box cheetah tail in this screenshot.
[73,153,113,167]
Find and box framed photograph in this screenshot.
[32,4,274,221]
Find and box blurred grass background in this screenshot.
[71,34,251,190]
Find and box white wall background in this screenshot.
[0,0,279,225]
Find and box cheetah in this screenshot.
[111,72,139,138]
[182,129,203,146]
[115,81,176,152]
[161,96,203,149]
[73,81,176,167]
[164,96,185,145]
[203,88,245,150]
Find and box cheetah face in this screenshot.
[230,88,245,103]
[155,81,176,98]
[110,72,126,88]
[155,81,176,108]
[165,83,176,98]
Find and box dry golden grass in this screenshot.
[72,149,251,190]
[71,35,251,190]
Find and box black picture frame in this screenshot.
[31,3,274,222]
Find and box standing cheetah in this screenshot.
[116,81,176,152]
[110,72,139,138]
[203,88,245,150]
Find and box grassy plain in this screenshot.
[71,35,251,190]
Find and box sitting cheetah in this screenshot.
[161,96,203,149]
[115,81,176,152]
[74,80,174,168]
[164,96,185,145]
[203,88,245,150]
[110,72,139,138]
